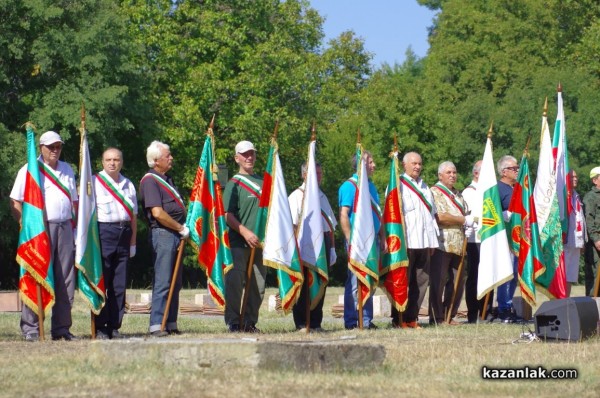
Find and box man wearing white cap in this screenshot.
[10,130,79,341]
[222,140,264,332]
[583,167,600,296]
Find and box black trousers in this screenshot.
[391,248,431,324]
[465,242,494,322]
[95,222,132,332]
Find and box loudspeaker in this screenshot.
[534,297,599,341]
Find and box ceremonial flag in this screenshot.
[508,154,545,307]
[256,138,303,313]
[380,151,409,311]
[16,124,55,313]
[75,127,105,314]
[186,132,233,309]
[533,102,567,299]
[477,136,513,299]
[296,139,328,308]
[553,87,572,236]
[348,143,380,306]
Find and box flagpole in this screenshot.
[478,123,494,322]
[304,123,318,334]
[36,284,45,341]
[446,237,467,324]
[356,129,364,330]
[392,133,409,323]
[161,238,186,332]
[593,261,600,297]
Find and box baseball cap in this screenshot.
[235,140,256,154]
[39,131,64,146]
[590,167,600,178]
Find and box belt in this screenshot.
[99,221,131,227]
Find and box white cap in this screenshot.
[235,140,256,154]
[590,167,600,179]
[39,131,64,146]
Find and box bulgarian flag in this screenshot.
[75,126,105,314]
[553,86,572,237]
[16,124,55,314]
[380,150,409,312]
[533,101,567,299]
[508,154,545,307]
[295,139,328,308]
[477,135,513,299]
[348,143,380,306]
[186,131,233,309]
[256,137,303,313]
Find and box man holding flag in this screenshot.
[93,148,137,339]
[339,149,384,330]
[11,130,79,341]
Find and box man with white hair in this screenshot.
[140,140,188,337]
[429,161,473,325]
[10,130,79,341]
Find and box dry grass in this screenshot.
[0,285,598,398]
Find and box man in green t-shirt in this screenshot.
[222,140,264,332]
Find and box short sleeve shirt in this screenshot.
[94,170,138,223]
[431,183,467,255]
[223,173,263,248]
[338,173,381,235]
[139,169,186,229]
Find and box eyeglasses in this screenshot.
[504,166,519,172]
[44,144,62,151]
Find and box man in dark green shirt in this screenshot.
[583,166,600,296]
[222,140,264,332]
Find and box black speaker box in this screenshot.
[534,297,599,341]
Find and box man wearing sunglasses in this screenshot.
[10,131,79,341]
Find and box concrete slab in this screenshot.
[89,337,385,372]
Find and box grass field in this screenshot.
[0,285,599,398]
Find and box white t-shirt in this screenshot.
[399,173,439,249]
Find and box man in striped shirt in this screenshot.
[94,148,137,339]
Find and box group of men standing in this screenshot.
[10,131,599,341]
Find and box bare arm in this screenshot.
[226,212,260,248]
[436,212,466,228]
[339,206,351,242]
[10,199,22,224]
[150,207,185,233]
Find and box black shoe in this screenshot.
[167,329,183,335]
[367,323,378,330]
[95,329,110,340]
[243,324,261,333]
[52,332,79,341]
[228,324,241,333]
[345,324,358,330]
[150,330,168,338]
[111,330,125,339]
[24,333,39,342]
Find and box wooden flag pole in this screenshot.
[239,248,256,329]
[446,236,468,324]
[36,284,45,341]
[593,259,600,297]
[91,312,96,339]
[480,292,491,321]
[303,123,318,334]
[160,238,186,332]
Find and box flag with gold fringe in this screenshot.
[16,123,55,314]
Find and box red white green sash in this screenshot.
[433,182,465,215]
[400,175,433,213]
[95,172,134,220]
[231,174,262,199]
[141,173,185,210]
[38,160,75,222]
[347,176,382,219]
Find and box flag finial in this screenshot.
[22,121,36,131]
[356,128,361,144]
[487,121,494,139]
[557,82,562,93]
[543,97,548,117]
[272,120,279,141]
[393,133,398,152]
[207,114,215,136]
[311,121,316,141]
[80,102,86,134]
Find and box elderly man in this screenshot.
[338,150,385,330]
[429,161,473,325]
[10,131,79,341]
[140,141,188,337]
[93,148,137,339]
[496,155,520,322]
[583,167,600,296]
[462,160,492,323]
[390,152,438,329]
[223,140,264,333]
[288,161,337,332]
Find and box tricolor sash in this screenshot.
[347,176,382,220]
[38,160,75,223]
[400,176,433,213]
[141,173,185,210]
[433,182,465,215]
[95,172,135,220]
[231,174,262,199]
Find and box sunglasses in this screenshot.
[44,144,63,151]
[504,166,519,172]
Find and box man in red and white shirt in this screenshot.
[10,130,79,341]
[93,147,138,339]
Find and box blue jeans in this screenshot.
[344,269,374,328]
[496,255,518,313]
[149,228,182,332]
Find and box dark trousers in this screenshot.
[95,222,132,333]
[465,242,494,322]
[429,249,464,323]
[391,248,431,324]
[584,241,599,296]
[292,234,332,329]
